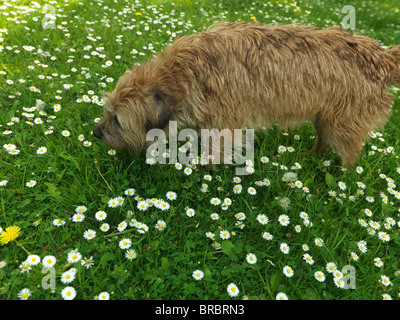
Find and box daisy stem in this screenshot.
[95,164,113,193]
[16,241,31,255]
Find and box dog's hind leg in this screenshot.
[312,113,331,154]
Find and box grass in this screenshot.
[1,0,400,300]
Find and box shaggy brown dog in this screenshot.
[93,21,400,167]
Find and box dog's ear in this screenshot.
[145,89,174,132]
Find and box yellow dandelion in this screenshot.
[0,226,21,245]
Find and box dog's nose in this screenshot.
[93,127,103,139]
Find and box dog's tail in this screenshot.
[385,45,400,85]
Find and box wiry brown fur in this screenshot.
[94,21,400,167]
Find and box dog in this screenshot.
[93,21,400,168]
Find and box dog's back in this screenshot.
[161,21,400,166]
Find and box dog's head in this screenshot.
[93,66,175,155]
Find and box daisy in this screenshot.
[351,250,359,262]
[276,292,288,300]
[67,250,82,263]
[378,231,390,242]
[75,205,87,213]
[83,229,96,240]
[115,196,124,206]
[256,214,268,225]
[60,270,76,284]
[117,221,127,232]
[100,223,110,232]
[328,190,337,198]
[357,240,367,253]
[262,232,273,241]
[210,197,221,206]
[137,223,149,234]
[382,294,392,300]
[95,211,107,221]
[380,275,391,287]
[246,253,257,264]
[338,181,347,190]
[125,249,137,260]
[283,265,294,278]
[233,184,242,194]
[278,214,290,226]
[303,254,314,265]
[186,208,195,217]
[175,162,183,170]
[232,176,241,183]
[119,238,132,250]
[36,146,47,154]
[386,217,396,226]
[61,130,70,137]
[98,292,110,300]
[155,220,166,231]
[61,286,76,300]
[280,243,290,255]
[333,277,345,289]
[314,238,324,247]
[220,230,230,240]
[18,288,32,300]
[326,262,337,273]
[246,166,255,174]
[3,143,16,151]
[26,255,41,266]
[53,218,66,227]
[263,178,271,187]
[369,220,380,230]
[192,270,204,280]
[365,196,374,203]
[314,271,326,282]
[81,256,94,269]
[166,191,177,200]
[107,198,118,208]
[42,255,56,268]
[235,212,246,220]
[0,180,9,187]
[260,156,269,163]
[137,200,149,211]
[205,232,215,240]
[26,180,37,188]
[374,257,383,268]
[364,208,373,217]
[227,283,240,297]
[210,213,219,220]
[72,213,85,223]
[158,201,170,211]
[19,262,31,273]
[247,187,256,195]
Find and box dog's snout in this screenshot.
[93,127,103,139]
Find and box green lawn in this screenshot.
[1,0,400,300]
